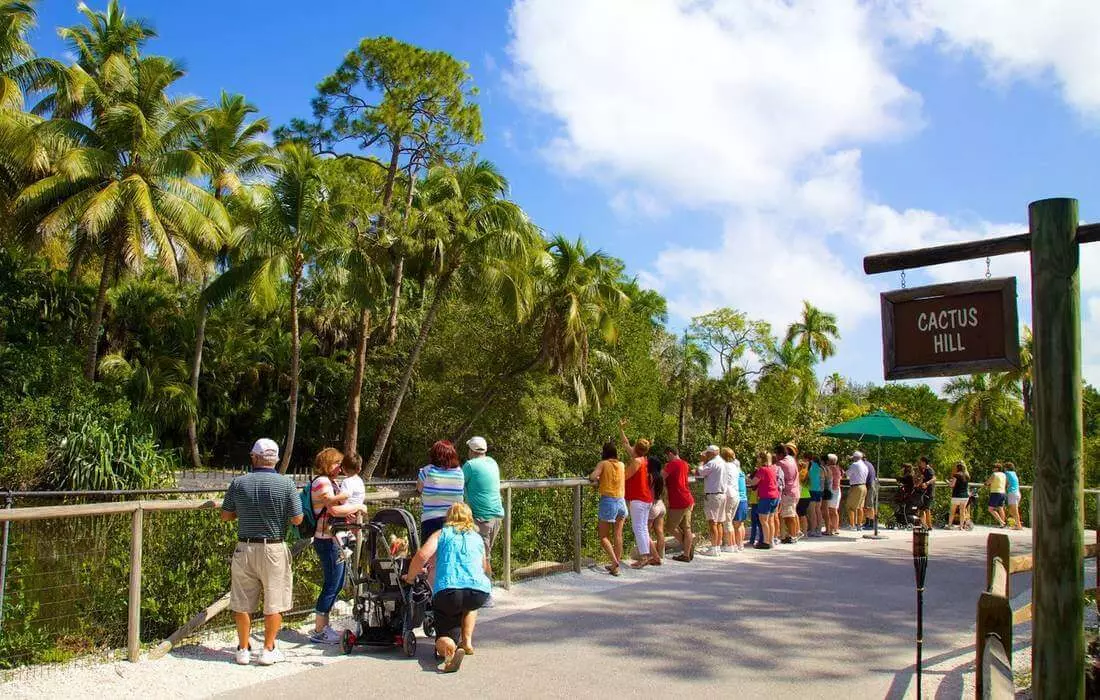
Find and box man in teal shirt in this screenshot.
[462,436,504,601]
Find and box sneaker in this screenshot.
[772,537,780,546]
[257,647,285,666]
[309,627,339,644]
[780,537,794,544]
[235,646,252,665]
[737,544,745,552]
[721,545,736,553]
[699,546,718,557]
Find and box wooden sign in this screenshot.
[881,277,1020,380]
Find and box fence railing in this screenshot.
[0,478,589,666]
[975,531,1100,699]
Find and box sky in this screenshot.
[28,0,1100,388]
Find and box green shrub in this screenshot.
[54,400,175,491]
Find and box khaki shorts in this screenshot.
[704,494,727,522]
[667,506,693,531]
[779,495,798,518]
[847,485,867,514]
[230,542,293,615]
[476,518,501,552]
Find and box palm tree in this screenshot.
[993,326,1033,422]
[763,337,817,406]
[207,142,348,472]
[363,159,537,476]
[668,333,709,448]
[785,300,840,361]
[450,234,629,440]
[825,371,845,395]
[944,373,1016,428]
[182,92,276,467]
[0,0,58,111]
[15,54,228,381]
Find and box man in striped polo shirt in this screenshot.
[221,438,303,666]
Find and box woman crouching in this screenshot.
[402,502,491,673]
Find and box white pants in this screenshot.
[629,500,652,555]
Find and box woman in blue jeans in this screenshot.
[309,448,369,644]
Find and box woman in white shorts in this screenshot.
[948,462,970,529]
[647,454,667,562]
[826,454,842,535]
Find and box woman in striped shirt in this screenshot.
[418,440,466,541]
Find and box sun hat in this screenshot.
[250,438,279,462]
[467,436,488,453]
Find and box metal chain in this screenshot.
[985,257,991,279]
[901,270,906,289]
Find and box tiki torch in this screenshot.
[912,526,929,698]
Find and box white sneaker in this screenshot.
[322,626,341,644]
[721,545,736,553]
[234,646,252,665]
[737,544,745,552]
[257,647,285,666]
[699,546,718,556]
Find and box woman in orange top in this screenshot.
[589,442,627,576]
[619,418,659,568]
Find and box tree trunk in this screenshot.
[83,245,116,380]
[1023,378,1033,423]
[342,307,372,456]
[185,282,209,469]
[280,257,304,474]
[722,403,731,444]
[384,165,417,346]
[678,397,686,448]
[364,270,454,478]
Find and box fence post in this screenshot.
[128,505,144,662]
[987,533,1011,599]
[502,487,512,590]
[573,484,582,574]
[976,593,1013,698]
[0,491,12,630]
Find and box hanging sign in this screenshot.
[880,277,1020,380]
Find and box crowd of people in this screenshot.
[216,431,1028,671]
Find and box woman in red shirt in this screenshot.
[748,451,780,549]
[619,419,658,568]
[661,446,696,562]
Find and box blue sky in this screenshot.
[29,1,1100,387]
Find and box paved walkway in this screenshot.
[226,527,1034,700]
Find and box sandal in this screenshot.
[441,648,465,673]
[606,564,621,577]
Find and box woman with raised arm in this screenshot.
[589,441,627,576]
[619,418,659,567]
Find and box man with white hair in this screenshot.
[221,438,303,666]
[462,436,504,600]
[845,451,869,531]
[696,445,727,556]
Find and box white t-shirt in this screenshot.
[723,459,742,501]
[340,474,366,507]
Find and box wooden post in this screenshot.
[502,486,512,590]
[976,592,1013,698]
[128,506,144,662]
[986,533,1011,598]
[573,484,583,574]
[1029,197,1084,699]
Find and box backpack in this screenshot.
[297,477,325,539]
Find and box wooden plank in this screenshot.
[1009,554,1033,575]
[990,559,1009,598]
[981,634,1015,700]
[1013,603,1033,625]
[0,500,140,521]
[502,487,512,590]
[976,593,1014,698]
[573,484,583,574]
[1029,197,1085,699]
[127,507,144,662]
[149,592,231,660]
[987,533,1011,596]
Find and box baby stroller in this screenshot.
[334,507,434,657]
[891,481,921,529]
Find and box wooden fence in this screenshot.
[0,478,588,663]
[975,531,1100,699]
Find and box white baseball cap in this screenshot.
[706,444,720,453]
[467,436,488,453]
[851,450,864,460]
[250,438,280,461]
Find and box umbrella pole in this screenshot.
[864,439,887,540]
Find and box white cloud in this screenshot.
[904,0,1100,118]
[507,0,1100,386]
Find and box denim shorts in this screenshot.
[598,496,628,522]
[734,500,749,522]
[757,497,779,515]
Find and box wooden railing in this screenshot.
[0,478,589,663]
[975,531,1100,698]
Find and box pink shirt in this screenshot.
[310,477,336,539]
[778,456,799,498]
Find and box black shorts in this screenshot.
[918,490,934,511]
[796,497,811,516]
[432,588,489,643]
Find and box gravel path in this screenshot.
[0,527,1044,698]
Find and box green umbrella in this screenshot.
[819,410,940,537]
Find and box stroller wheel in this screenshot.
[340,629,356,655]
[403,631,417,657]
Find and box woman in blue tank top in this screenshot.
[403,502,491,672]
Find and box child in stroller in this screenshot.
[334,507,434,657]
